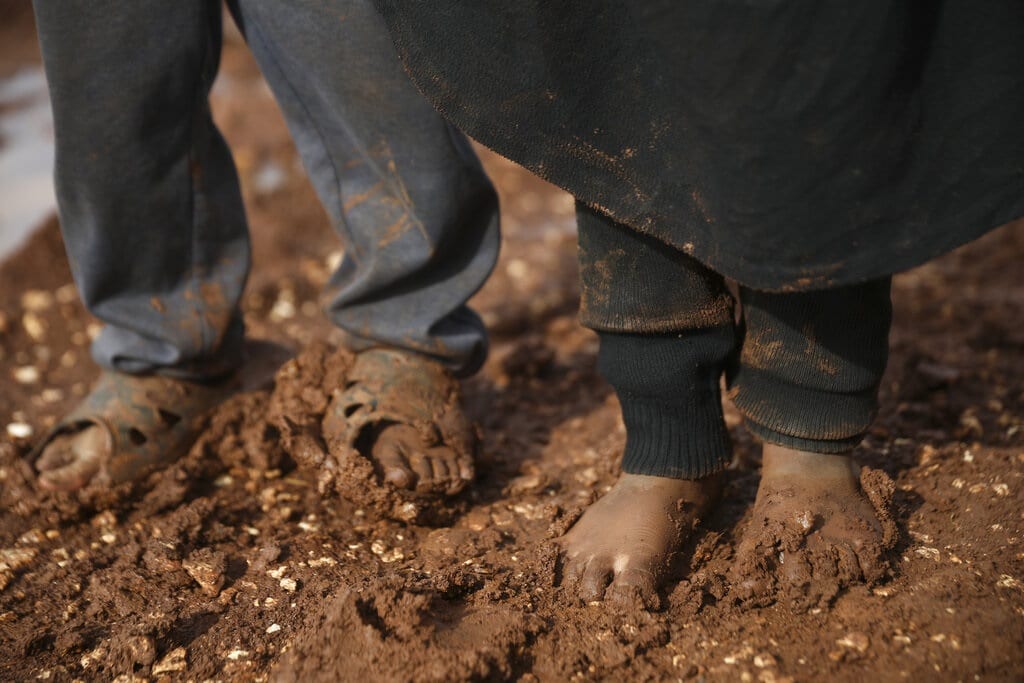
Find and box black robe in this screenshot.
[375,1,1024,291]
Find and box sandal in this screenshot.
[29,371,237,489]
[313,348,479,523]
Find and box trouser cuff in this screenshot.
[598,327,734,479]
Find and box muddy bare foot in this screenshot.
[730,444,897,608]
[35,425,109,492]
[558,472,722,608]
[370,423,474,496]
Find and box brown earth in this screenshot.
[1,10,1023,682]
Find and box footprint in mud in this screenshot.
[273,582,543,682]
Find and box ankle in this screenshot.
[760,443,858,482]
[616,471,724,505]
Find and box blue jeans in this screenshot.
[31,0,499,380]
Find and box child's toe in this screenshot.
[606,566,659,609]
[579,559,613,603]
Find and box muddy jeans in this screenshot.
[577,204,892,479]
[31,0,499,380]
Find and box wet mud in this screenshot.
[1,22,1023,683]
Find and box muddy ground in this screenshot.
[1,9,1022,683]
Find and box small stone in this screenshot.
[55,284,78,304]
[182,548,227,596]
[90,510,117,528]
[6,423,33,440]
[753,653,777,668]
[325,250,343,272]
[270,298,296,321]
[575,467,599,487]
[12,366,39,384]
[226,648,249,661]
[279,577,298,592]
[266,623,282,634]
[17,529,44,545]
[126,635,157,666]
[836,632,870,653]
[996,574,1020,589]
[80,645,107,669]
[0,547,37,572]
[40,388,63,404]
[20,290,54,312]
[509,473,546,494]
[506,258,529,279]
[22,312,46,341]
[308,556,337,568]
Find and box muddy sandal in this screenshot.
[29,371,237,491]
[316,348,479,523]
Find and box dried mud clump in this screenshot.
[259,343,470,525]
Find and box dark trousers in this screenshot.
[577,205,892,479]
[32,0,499,380]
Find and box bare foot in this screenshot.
[35,425,109,492]
[370,423,474,496]
[558,472,722,608]
[730,444,897,608]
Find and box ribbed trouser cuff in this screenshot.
[597,327,735,479]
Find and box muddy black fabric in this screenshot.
[577,203,735,334]
[726,280,892,454]
[376,1,1024,291]
[599,329,736,479]
[583,209,892,478]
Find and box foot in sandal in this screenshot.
[321,348,478,497]
[32,371,238,492]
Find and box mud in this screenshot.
[2,16,1023,683]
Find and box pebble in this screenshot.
[575,467,599,487]
[54,283,78,304]
[22,312,46,341]
[126,635,156,666]
[20,290,54,312]
[183,549,227,596]
[307,557,337,568]
[6,422,33,439]
[40,388,63,403]
[836,632,870,653]
[12,366,39,384]
[0,547,38,572]
[279,577,298,592]
[270,298,296,321]
[266,623,282,634]
[506,258,529,279]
